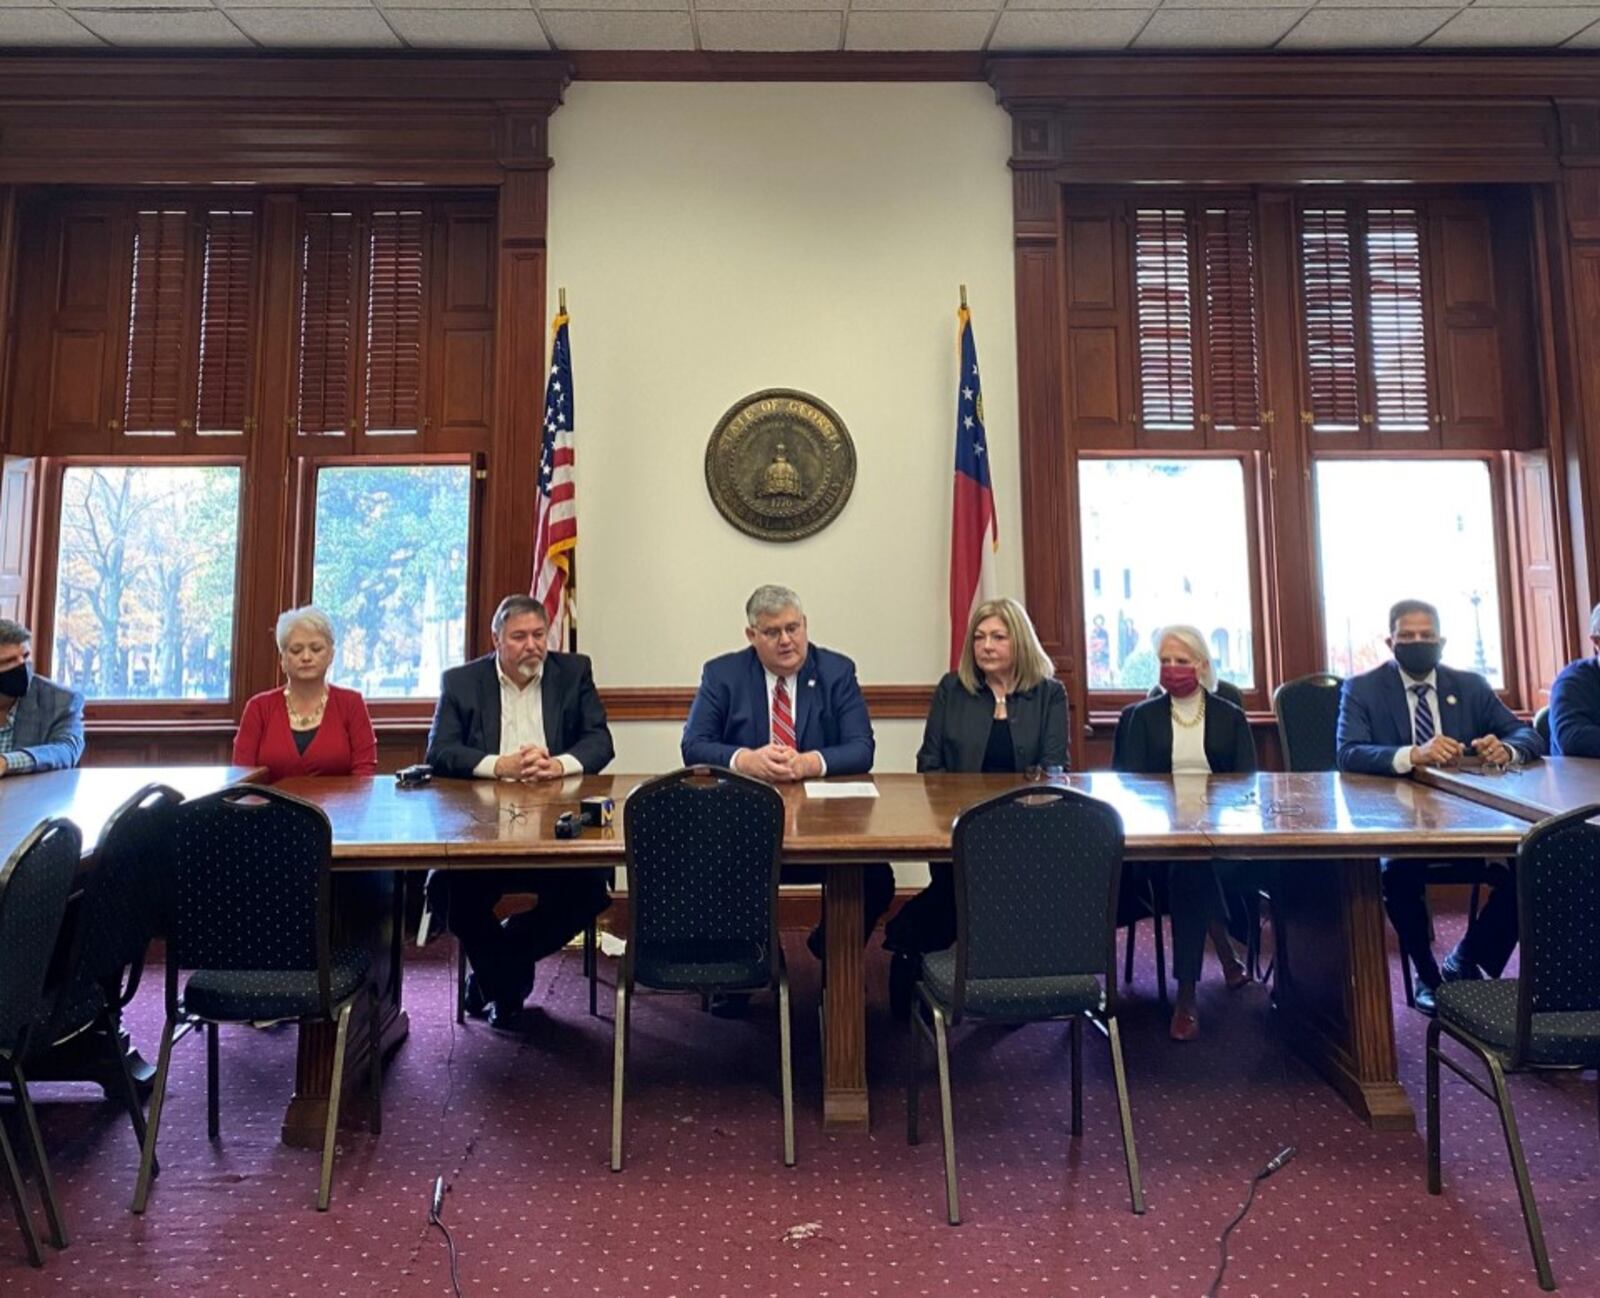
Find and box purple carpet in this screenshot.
[2,916,1596,1297]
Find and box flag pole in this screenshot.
[959,283,967,310]
[558,286,567,316]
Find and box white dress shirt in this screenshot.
[1391,669,1443,774]
[472,662,583,780]
[733,667,828,777]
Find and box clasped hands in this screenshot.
[733,744,823,783]
[1409,734,1514,769]
[493,744,568,782]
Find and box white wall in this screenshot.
[548,81,1021,790]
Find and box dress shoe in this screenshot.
[708,992,753,1018]
[1221,958,1251,991]
[1169,1006,1200,1042]
[486,1000,525,1032]
[888,952,919,1023]
[462,973,489,1020]
[1441,951,1483,983]
[1413,982,1438,1017]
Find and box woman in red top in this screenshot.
[233,605,378,782]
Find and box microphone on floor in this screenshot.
[1262,1145,1297,1177]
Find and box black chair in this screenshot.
[40,784,180,1165]
[1272,673,1343,773]
[0,819,83,1267]
[610,766,791,1172]
[1426,802,1600,1292]
[1532,706,1550,746]
[907,785,1144,1225]
[132,785,380,1214]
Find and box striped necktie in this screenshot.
[1411,684,1434,746]
[772,677,796,750]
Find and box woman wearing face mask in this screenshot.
[882,597,1069,1018]
[1112,624,1254,1041]
[233,605,377,782]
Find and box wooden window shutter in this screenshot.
[1300,208,1362,433]
[297,210,357,437]
[1365,207,1430,434]
[364,208,425,436]
[1133,207,1195,431]
[1200,206,1262,434]
[123,208,190,437]
[195,210,255,436]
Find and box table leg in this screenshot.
[283,870,409,1149]
[1273,856,1414,1131]
[821,864,868,1131]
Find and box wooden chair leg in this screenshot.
[205,1022,220,1141]
[1122,922,1136,986]
[11,1063,67,1249]
[585,923,599,1018]
[317,1001,355,1212]
[1106,1015,1145,1215]
[906,995,925,1147]
[777,967,795,1168]
[1069,1016,1084,1138]
[368,985,384,1137]
[0,1106,41,1267]
[609,981,630,1172]
[1153,911,1169,1013]
[931,1004,960,1226]
[132,1017,177,1214]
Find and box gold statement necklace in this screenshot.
[284,687,329,729]
[1170,691,1206,730]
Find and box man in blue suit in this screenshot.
[1336,598,1544,1014]
[682,585,894,981]
[1547,602,1600,757]
[0,619,85,776]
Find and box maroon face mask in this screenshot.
[1160,664,1201,698]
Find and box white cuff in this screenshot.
[557,752,582,777]
[814,752,828,778]
[1392,746,1414,775]
[473,754,500,780]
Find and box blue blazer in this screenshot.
[1336,660,1544,775]
[681,644,875,776]
[1548,656,1600,757]
[426,651,615,779]
[9,675,86,772]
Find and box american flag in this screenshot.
[531,311,576,649]
[948,303,998,670]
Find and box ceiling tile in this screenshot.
[70,7,254,43]
[988,7,1146,45]
[1422,4,1600,41]
[697,7,839,45]
[227,6,399,42]
[1134,6,1305,45]
[538,0,682,11]
[1278,6,1455,44]
[1289,0,1455,7]
[1472,0,1600,7]
[1564,13,1600,36]
[222,0,373,9]
[852,0,999,10]
[0,7,102,41]
[383,5,549,40]
[57,0,211,10]
[1004,0,1148,9]
[679,0,841,10]
[1162,0,1305,9]
[845,8,993,45]
[538,6,689,43]
[381,0,526,10]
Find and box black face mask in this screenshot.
[0,661,30,700]
[1393,641,1443,677]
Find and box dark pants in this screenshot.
[427,867,611,1006]
[1380,858,1519,986]
[1169,862,1228,984]
[883,862,954,954]
[782,863,895,949]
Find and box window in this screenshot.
[1315,460,1504,687]
[309,464,471,699]
[52,465,241,701]
[1079,459,1256,692]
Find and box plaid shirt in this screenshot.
[0,704,36,774]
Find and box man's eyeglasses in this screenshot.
[755,623,804,643]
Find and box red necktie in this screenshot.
[772,677,796,749]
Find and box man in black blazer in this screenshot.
[426,594,616,1030]
[1336,598,1544,1014]
[1547,602,1600,757]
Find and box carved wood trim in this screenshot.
[567,51,983,81]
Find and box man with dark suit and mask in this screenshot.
[1336,598,1544,1014]
[0,619,85,776]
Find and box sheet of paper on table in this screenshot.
[803,782,880,799]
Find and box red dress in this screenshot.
[232,685,378,783]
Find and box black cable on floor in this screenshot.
[429,1180,466,1298]
[1204,1145,1295,1298]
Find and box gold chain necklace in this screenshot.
[284,687,328,729]
[1170,692,1206,729]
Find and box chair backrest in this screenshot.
[1514,803,1600,1060]
[1533,706,1550,744]
[1273,673,1344,772]
[949,785,1124,1019]
[77,783,182,1010]
[621,766,785,979]
[0,819,84,1054]
[169,785,334,1012]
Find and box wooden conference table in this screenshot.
[4,765,1538,1141]
[1415,754,1600,823]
